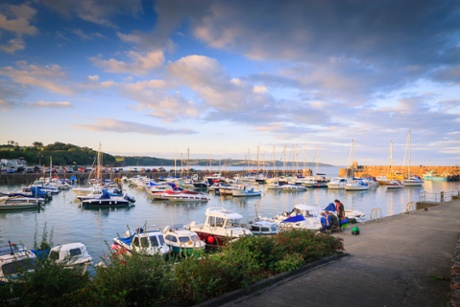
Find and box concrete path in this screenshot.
[222,199,460,307]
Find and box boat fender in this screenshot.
[207,236,215,243]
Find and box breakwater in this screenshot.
[342,165,460,181]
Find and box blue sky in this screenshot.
[0,0,459,166]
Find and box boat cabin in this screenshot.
[0,242,36,283]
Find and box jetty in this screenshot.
[201,196,460,307]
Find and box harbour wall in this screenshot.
[1,164,459,186]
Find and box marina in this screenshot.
[0,165,459,271]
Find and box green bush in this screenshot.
[75,252,175,307]
[0,229,344,306]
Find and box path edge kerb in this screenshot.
[450,233,460,306]
[194,252,349,307]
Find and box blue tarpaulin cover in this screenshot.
[281,215,306,223]
[324,203,336,212]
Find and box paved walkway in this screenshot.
[221,199,460,307]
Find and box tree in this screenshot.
[33,141,44,149]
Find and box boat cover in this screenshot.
[99,190,111,199]
[118,235,133,245]
[281,215,306,223]
[324,203,336,212]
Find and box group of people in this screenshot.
[320,199,345,233]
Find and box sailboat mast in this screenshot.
[407,130,411,177]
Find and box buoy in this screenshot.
[207,236,215,243]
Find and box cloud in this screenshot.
[28,101,73,108]
[90,50,165,75]
[39,0,143,27]
[0,3,37,35]
[71,28,105,41]
[0,37,25,53]
[75,118,197,135]
[0,61,73,95]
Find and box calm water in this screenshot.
[1,166,459,266]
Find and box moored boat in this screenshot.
[163,225,206,256]
[0,241,36,283]
[185,207,252,248]
[231,184,262,197]
[112,227,170,256]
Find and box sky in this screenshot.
[0,0,459,167]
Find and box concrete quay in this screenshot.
[216,198,460,307]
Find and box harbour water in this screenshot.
[1,165,459,268]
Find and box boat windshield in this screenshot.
[147,235,165,247]
[2,258,36,276]
[227,219,241,227]
[190,234,200,242]
[179,236,190,243]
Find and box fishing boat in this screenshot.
[185,207,253,248]
[163,225,206,256]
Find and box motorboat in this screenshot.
[247,219,279,235]
[403,176,424,187]
[0,241,36,283]
[327,177,351,189]
[46,242,92,275]
[162,192,210,202]
[205,173,225,185]
[344,180,369,191]
[297,176,328,188]
[185,207,253,248]
[112,227,170,256]
[0,194,43,210]
[273,204,322,231]
[280,184,307,192]
[231,184,262,197]
[386,180,403,190]
[163,225,206,256]
[81,190,131,209]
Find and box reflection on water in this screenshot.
[0,173,459,265]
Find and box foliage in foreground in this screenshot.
[0,230,343,306]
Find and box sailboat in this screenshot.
[403,130,424,187]
[377,140,404,185]
[80,143,133,208]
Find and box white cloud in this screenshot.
[90,50,165,75]
[75,118,196,135]
[29,101,73,108]
[0,61,73,95]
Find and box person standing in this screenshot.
[335,199,345,220]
